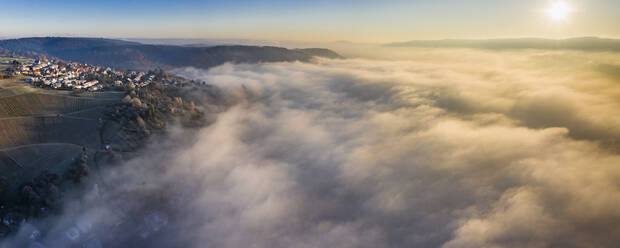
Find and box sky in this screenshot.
[1,0,619,43]
[3,1,620,248]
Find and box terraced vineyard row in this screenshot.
[77,91,127,99]
[0,117,99,148]
[0,151,19,168]
[0,93,116,117]
[0,89,16,98]
[0,144,83,202]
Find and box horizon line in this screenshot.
[2,35,620,45]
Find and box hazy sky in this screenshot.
[1,0,619,42]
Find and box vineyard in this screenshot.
[0,79,25,98]
[0,89,16,98]
[0,144,84,201]
[0,89,120,202]
[0,92,118,117]
[0,117,100,149]
[0,151,20,168]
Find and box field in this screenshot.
[0,91,125,148]
[0,77,37,98]
[0,93,119,117]
[0,87,125,203]
[0,117,100,148]
[0,56,34,97]
[0,56,33,64]
[0,144,84,201]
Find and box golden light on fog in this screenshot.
[547,1,573,21]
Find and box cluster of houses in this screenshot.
[8,59,158,92]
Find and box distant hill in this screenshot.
[386,37,620,52]
[0,37,343,70]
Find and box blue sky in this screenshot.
[1,0,619,42]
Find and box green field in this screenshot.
[0,77,36,97]
[0,57,33,64]
[1,57,33,97]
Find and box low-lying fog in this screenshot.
[5,48,620,247]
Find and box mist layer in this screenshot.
[6,49,620,248]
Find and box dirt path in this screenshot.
[0,106,104,121]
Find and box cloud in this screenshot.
[384,37,620,53]
[5,49,620,248]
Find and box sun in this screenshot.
[547,1,573,21]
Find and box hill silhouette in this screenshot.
[0,37,342,70]
[386,37,620,52]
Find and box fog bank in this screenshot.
[5,49,620,247]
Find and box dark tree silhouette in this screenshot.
[66,147,90,183]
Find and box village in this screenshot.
[4,58,178,92]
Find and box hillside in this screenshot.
[0,77,212,236]
[0,92,124,149]
[0,37,343,70]
[0,93,118,118]
[0,90,126,216]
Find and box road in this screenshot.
[0,142,83,152]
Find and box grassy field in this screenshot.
[0,77,36,97]
[0,57,33,64]
[1,57,33,96]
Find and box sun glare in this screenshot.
[547,1,573,21]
